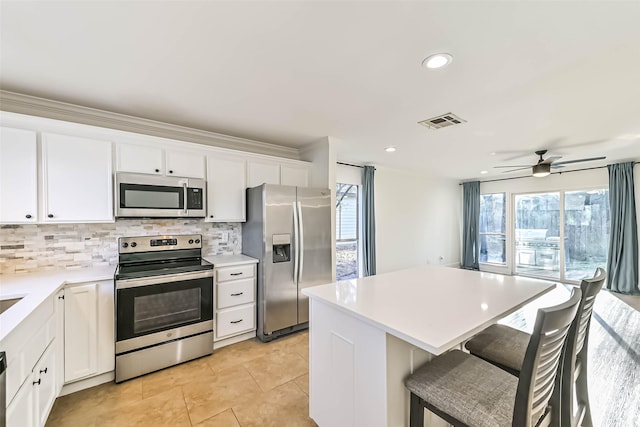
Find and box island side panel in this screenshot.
[385,334,450,427]
[308,298,388,426]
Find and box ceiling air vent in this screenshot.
[418,113,466,130]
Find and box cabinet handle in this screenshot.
[33,379,41,386]
[48,214,54,218]
[230,272,243,276]
[230,319,243,324]
[40,367,48,374]
[25,214,32,219]
[58,295,65,300]
[155,169,160,173]
[230,292,244,296]
[169,170,174,174]
[210,215,214,218]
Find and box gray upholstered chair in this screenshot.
[465,268,605,427]
[405,288,582,427]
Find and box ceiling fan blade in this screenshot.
[493,165,532,168]
[540,156,562,165]
[552,156,606,166]
[550,164,566,169]
[501,167,531,173]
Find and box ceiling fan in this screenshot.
[494,150,606,177]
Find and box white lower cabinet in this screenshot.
[63,280,114,383]
[214,263,257,342]
[4,298,56,427]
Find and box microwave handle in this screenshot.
[183,183,188,214]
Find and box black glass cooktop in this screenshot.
[115,258,212,280]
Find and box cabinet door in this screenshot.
[34,344,56,427]
[6,376,36,427]
[42,133,113,222]
[166,150,205,179]
[55,289,65,395]
[281,164,309,187]
[96,280,115,374]
[0,127,38,223]
[247,160,280,187]
[116,143,163,175]
[207,155,246,221]
[64,283,98,382]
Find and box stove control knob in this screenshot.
[189,239,194,244]
[130,242,137,248]
[195,239,201,244]
[121,242,129,248]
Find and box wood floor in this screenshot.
[500,285,640,427]
[46,286,639,426]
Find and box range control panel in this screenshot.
[118,234,202,253]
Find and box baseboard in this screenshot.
[60,371,114,396]
[214,330,256,350]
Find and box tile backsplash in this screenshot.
[0,219,241,274]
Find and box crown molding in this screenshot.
[0,90,300,159]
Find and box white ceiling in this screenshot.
[1,1,639,180]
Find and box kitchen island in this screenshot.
[302,265,555,426]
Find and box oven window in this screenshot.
[133,288,201,334]
[120,184,184,209]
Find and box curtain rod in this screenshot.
[337,161,376,170]
[458,161,639,185]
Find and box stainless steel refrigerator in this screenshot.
[243,184,332,342]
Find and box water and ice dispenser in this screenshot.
[272,234,291,263]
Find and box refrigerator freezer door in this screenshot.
[262,185,299,335]
[296,187,332,323]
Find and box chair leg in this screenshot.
[576,367,593,427]
[410,393,425,427]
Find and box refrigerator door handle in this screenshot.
[297,200,304,283]
[293,201,299,284]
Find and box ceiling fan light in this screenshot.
[532,163,551,177]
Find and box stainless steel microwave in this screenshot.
[115,173,206,218]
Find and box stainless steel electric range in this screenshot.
[114,234,213,383]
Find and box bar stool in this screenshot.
[405,288,582,427]
[465,268,605,427]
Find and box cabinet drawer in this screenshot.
[217,278,255,309]
[216,264,255,282]
[216,304,255,339]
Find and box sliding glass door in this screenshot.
[336,183,360,280]
[513,189,609,283]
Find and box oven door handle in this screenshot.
[116,269,213,290]
[183,183,188,214]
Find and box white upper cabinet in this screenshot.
[116,143,163,175]
[42,133,113,222]
[207,154,246,222]
[247,160,280,188]
[281,164,309,187]
[0,127,38,223]
[116,142,206,179]
[165,150,206,179]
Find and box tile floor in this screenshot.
[46,331,315,427]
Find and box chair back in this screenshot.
[560,267,606,427]
[512,288,582,426]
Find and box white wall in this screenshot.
[375,167,461,274]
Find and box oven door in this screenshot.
[115,270,213,353]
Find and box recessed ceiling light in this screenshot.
[480,170,488,175]
[385,147,396,152]
[422,53,453,69]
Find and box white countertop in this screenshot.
[205,254,258,268]
[303,265,555,355]
[0,265,116,343]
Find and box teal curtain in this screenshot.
[363,166,376,276]
[606,162,639,294]
[462,181,480,270]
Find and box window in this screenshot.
[336,183,360,280]
[515,192,561,279]
[514,189,610,282]
[564,190,610,281]
[479,193,506,264]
